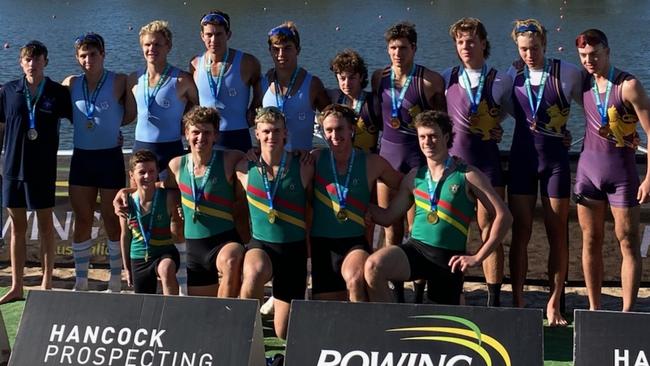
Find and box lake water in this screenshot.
[0,0,649,151]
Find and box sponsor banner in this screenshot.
[0,311,9,366]
[10,291,265,366]
[574,309,650,366]
[285,301,543,366]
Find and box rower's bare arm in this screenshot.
[466,167,512,261]
[423,69,447,112]
[119,216,133,287]
[163,157,182,190]
[245,54,263,126]
[311,76,330,111]
[369,169,415,226]
[177,71,199,111]
[623,77,650,202]
[117,73,136,125]
[370,154,403,190]
[167,189,184,243]
[234,157,249,190]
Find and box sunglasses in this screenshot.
[74,33,105,51]
[515,24,541,34]
[201,13,230,29]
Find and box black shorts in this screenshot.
[69,147,126,189]
[400,239,464,305]
[131,246,180,294]
[310,236,370,294]
[3,177,55,210]
[186,229,242,286]
[247,238,307,303]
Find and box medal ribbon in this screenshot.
[205,48,230,105]
[189,150,216,216]
[329,148,356,212]
[274,67,299,113]
[425,156,452,213]
[134,189,159,260]
[523,59,550,122]
[390,64,416,118]
[144,64,171,111]
[460,65,487,115]
[592,66,615,127]
[23,77,46,132]
[338,92,366,115]
[260,151,288,214]
[82,70,108,120]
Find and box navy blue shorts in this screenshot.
[133,140,185,178]
[217,128,252,152]
[3,178,55,210]
[69,147,126,189]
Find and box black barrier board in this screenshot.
[10,290,265,366]
[574,309,650,366]
[285,301,543,366]
[0,310,9,365]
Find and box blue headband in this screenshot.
[268,26,295,38]
[201,13,230,30]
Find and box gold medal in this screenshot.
[336,209,348,222]
[598,125,611,138]
[268,209,277,224]
[530,117,538,131]
[86,119,95,130]
[469,113,480,126]
[144,253,149,262]
[427,210,439,224]
[390,117,401,129]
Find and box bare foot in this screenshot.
[0,287,25,305]
[546,304,568,327]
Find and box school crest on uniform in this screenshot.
[289,183,296,191]
[161,98,171,108]
[298,112,306,120]
[228,88,237,97]
[450,184,460,194]
[40,96,54,112]
[99,101,110,111]
[352,178,359,186]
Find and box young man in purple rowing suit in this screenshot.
[575,29,650,312]
[443,17,513,307]
[371,21,446,301]
[507,19,582,326]
[190,10,262,152]
[0,41,72,304]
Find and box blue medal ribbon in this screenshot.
[81,70,108,121]
[390,65,416,118]
[134,189,159,262]
[338,92,366,115]
[425,156,452,212]
[274,67,299,113]
[329,148,356,213]
[592,66,616,126]
[144,64,171,113]
[189,150,216,216]
[523,59,550,123]
[205,48,230,109]
[260,151,288,214]
[23,77,46,133]
[460,65,487,116]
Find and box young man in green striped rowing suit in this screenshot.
[166,106,245,297]
[237,106,313,339]
[365,110,512,304]
[310,104,402,302]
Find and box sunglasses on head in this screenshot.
[74,33,105,51]
[515,24,541,34]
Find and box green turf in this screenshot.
[0,288,574,365]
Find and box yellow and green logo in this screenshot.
[387,315,511,366]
